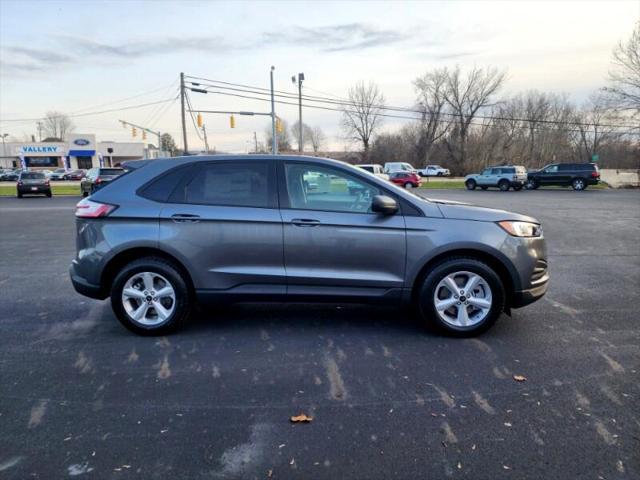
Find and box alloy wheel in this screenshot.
[433,271,492,328]
[121,272,176,326]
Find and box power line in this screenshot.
[0,97,179,123]
[186,75,640,133]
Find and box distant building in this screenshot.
[0,133,162,169]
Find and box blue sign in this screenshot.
[73,139,91,146]
[20,146,59,153]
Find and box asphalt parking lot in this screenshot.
[0,189,638,479]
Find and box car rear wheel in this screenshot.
[525,179,538,190]
[498,180,510,191]
[572,178,586,191]
[111,257,192,335]
[404,182,414,189]
[417,258,505,336]
[465,179,477,190]
[17,192,22,198]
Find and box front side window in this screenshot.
[285,164,380,214]
[482,169,492,175]
[182,162,272,208]
[544,165,559,173]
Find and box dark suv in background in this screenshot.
[17,171,52,198]
[70,155,548,337]
[81,167,126,196]
[525,163,600,191]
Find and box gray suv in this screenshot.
[465,166,528,191]
[70,155,548,336]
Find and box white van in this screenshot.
[384,162,416,174]
[356,164,390,181]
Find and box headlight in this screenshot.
[498,220,542,237]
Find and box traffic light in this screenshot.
[142,131,147,140]
[132,127,137,137]
[230,115,235,128]
[197,113,203,128]
[276,117,284,134]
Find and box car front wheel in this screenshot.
[525,179,538,190]
[111,257,192,335]
[465,179,477,190]
[417,258,505,336]
[404,182,414,189]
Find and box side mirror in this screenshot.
[371,195,399,215]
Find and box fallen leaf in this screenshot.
[513,375,527,382]
[290,458,295,465]
[430,413,439,417]
[503,465,512,470]
[457,462,462,469]
[290,413,313,423]
[267,469,273,478]
[504,422,513,427]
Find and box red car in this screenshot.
[64,170,86,180]
[389,171,422,189]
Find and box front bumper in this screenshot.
[69,262,106,300]
[511,271,548,308]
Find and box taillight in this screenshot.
[591,171,599,178]
[17,181,23,186]
[45,180,50,186]
[95,178,102,184]
[75,198,116,218]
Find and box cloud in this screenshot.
[262,23,410,52]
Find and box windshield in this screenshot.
[21,172,45,179]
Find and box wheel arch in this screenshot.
[410,247,519,308]
[100,247,195,296]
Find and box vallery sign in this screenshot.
[20,146,60,154]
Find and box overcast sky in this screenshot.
[0,0,638,152]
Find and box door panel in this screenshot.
[280,162,406,290]
[159,204,285,290]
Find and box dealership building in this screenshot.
[0,134,161,170]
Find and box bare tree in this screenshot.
[341,81,385,162]
[413,70,451,167]
[290,121,315,151]
[42,111,74,140]
[309,126,326,153]
[605,21,640,116]
[441,66,506,172]
[265,118,292,151]
[575,93,622,161]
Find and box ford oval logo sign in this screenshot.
[74,139,90,146]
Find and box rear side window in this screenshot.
[99,168,125,176]
[177,162,274,208]
[141,165,194,202]
[502,167,515,174]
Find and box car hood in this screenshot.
[431,198,539,223]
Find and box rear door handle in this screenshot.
[291,218,320,227]
[171,213,200,223]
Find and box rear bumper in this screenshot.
[69,262,106,300]
[18,185,51,194]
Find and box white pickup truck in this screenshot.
[417,165,450,177]
[357,164,390,181]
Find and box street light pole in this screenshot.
[270,66,277,155]
[293,73,305,153]
[180,72,188,154]
[1,134,8,166]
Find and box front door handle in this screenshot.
[291,218,320,227]
[171,213,200,223]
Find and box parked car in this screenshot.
[418,165,450,177]
[64,169,86,181]
[384,162,416,174]
[389,171,422,189]
[356,164,390,181]
[80,167,126,196]
[17,171,52,198]
[525,163,600,191]
[0,169,20,181]
[465,166,528,191]
[49,168,68,181]
[70,155,547,336]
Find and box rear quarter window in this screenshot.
[140,165,195,202]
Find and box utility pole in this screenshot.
[36,121,43,142]
[270,66,277,155]
[292,73,305,152]
[202,124,210,153]
[253,131,258,153]
[180,72,188,154]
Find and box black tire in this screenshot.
[498,180,510,191]
[437,172,443,176]
[404,182,414,189]
[480,186,488,190]
[465,179,477,190]
[512,185,523,191]
[46,192,52,198]
[82,191,89,197]
[525,179,538,190]
[417,257,506,337]
[17,192,22,198]
[110,257,192,335]
[572,178,586,191]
